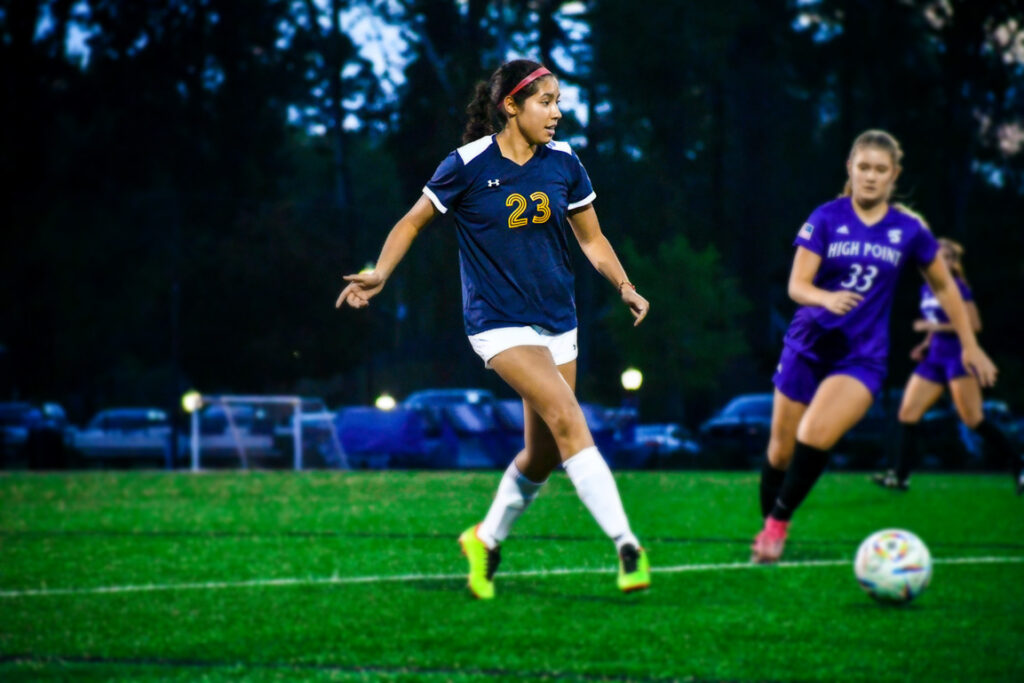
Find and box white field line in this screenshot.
[1,556,1021,599]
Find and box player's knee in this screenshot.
[795,422,837,451]
[539,403,584,444]
[962,413,983,430]
[897,405,922,424]
[767,437,794,469]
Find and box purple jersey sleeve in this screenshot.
[423,151,468,215]
[908,225,939,267]
[793,205,829,256]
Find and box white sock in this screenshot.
[563,446,639,551]
[476,460,545,549]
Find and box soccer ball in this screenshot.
[854,529,932,604]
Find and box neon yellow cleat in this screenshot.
[458,524,501,600]
[617,544,650,593]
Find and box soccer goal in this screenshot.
[185,394,348,471]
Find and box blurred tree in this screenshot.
[585,0,822,411]
[2,0,1021,424]
[602,236,751,421]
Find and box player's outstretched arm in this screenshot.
[567,204,649,326]
[336,195,438,310]
[788,246,863,314]
[922,256,997,387]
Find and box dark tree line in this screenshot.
[2,0,1021,426]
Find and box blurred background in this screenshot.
[1,0,1022,459]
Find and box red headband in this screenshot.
[503,67,552,101]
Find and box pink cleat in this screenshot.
[751,517,790,564]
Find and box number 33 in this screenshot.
[840,264,878,292]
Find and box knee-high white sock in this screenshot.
[563,446,638,551]
[476,460,545,549]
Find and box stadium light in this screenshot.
[375,393,397,411]
[181,390,203,413]
[621,367,643,391]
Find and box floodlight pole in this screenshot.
[190,410,200,472]
[293,399,303,471]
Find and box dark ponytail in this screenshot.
[463,81,495,143]
[462,59,550,144]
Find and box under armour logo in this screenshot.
[487,179,500,187]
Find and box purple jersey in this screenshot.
[784,197,939,365]
[919,276,972,359]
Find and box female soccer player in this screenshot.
[873,238,1023,493]
[336,59,651,597]
[752,129,999,563]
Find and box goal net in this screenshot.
[185,394,348,471]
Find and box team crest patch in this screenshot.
[799,223,814,239]
[888,229,902,244]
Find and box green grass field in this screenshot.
[1,469,1022,681]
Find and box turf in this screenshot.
[1,470,1022,681]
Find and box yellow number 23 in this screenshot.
[506,192,551,229]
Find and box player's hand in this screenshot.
[823,290,864,315]
[962,345,998,388]
[912,319,931,332]
[909,342,929,362]
[621,287,649,327]
[335,270,386,309]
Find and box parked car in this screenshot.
[698,393,773,468]
[634,423,702,469]
[1,401,74,468]
[199,404,273,436]
[74,407,179,466]
[399,389,511,468]
[1,402,43,461]
[402,388,496,409]
[335,406,450,470]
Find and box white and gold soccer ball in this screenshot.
[854,529,932,603]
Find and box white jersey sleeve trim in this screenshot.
[567,191,596,211]
[422,186,448,214]
[456,136,494,164]
[546,140,574,155]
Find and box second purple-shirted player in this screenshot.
[912,277,973,384]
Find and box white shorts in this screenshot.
[468,325,578,369]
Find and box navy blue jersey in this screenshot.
[423,135,596,335]
[784,197,939,365]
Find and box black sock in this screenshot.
[759,460,787,518]
[894,422,923,484]
[974,420,1022,477]
[770,442,829,522]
